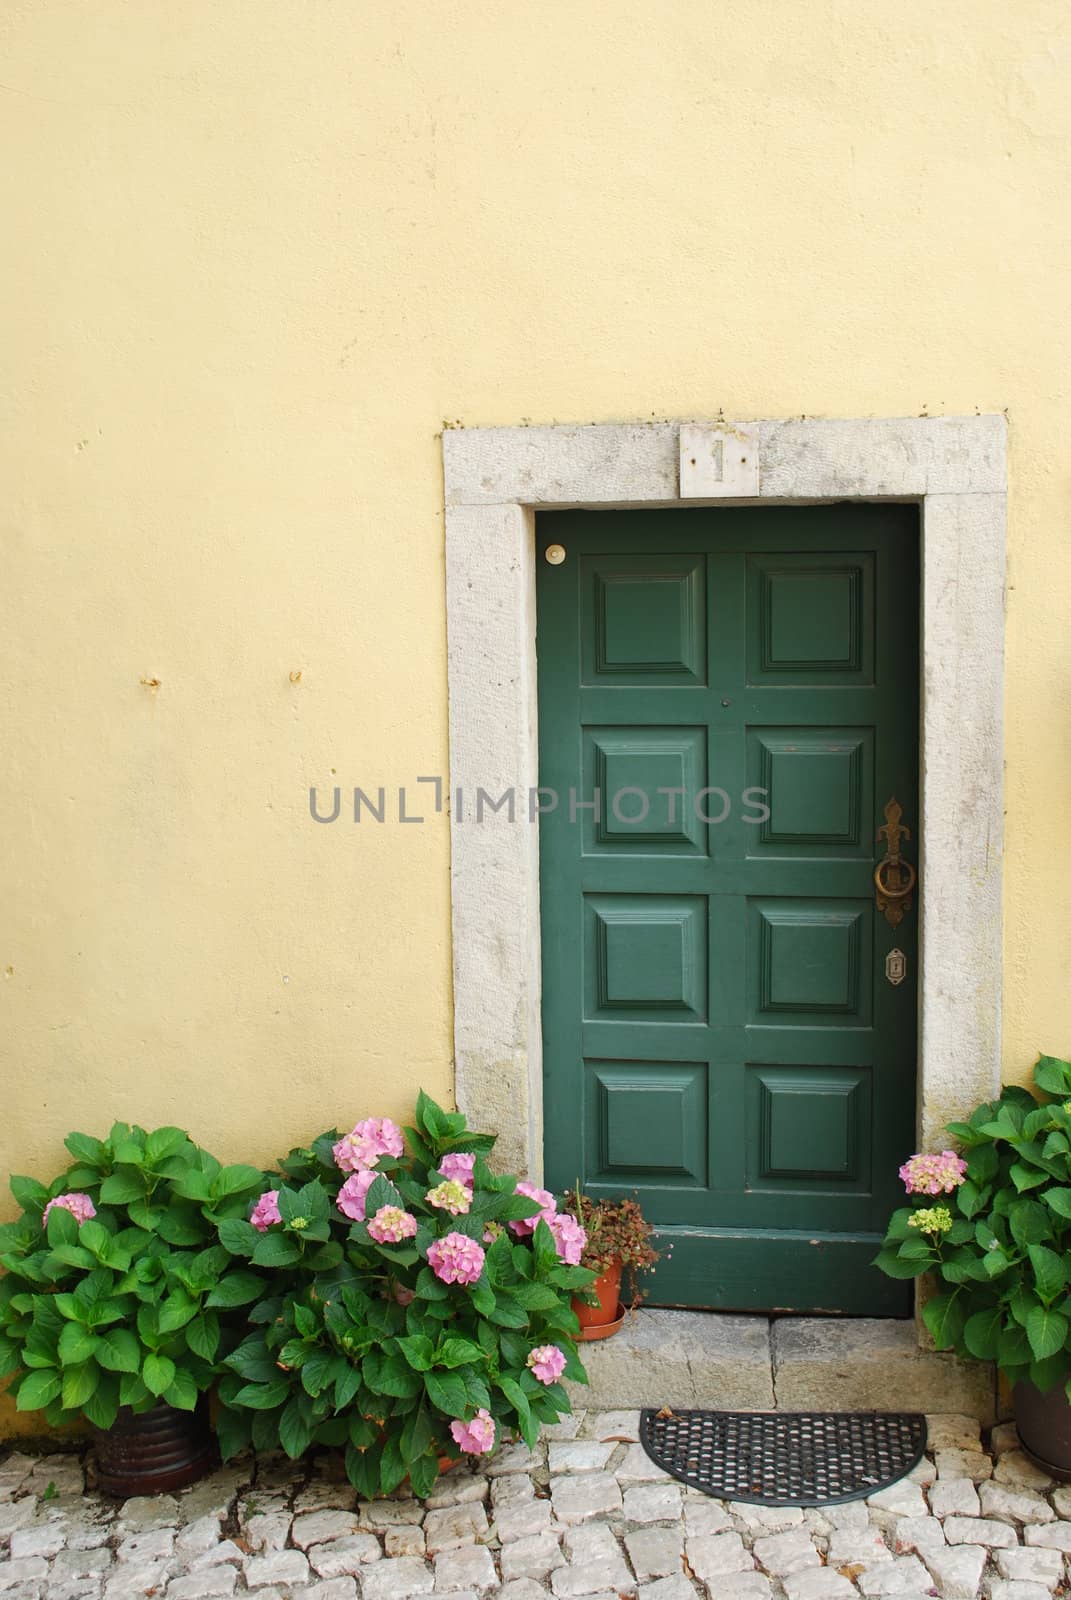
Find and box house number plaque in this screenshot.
[885,948,907,986]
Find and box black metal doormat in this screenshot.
[639,1408,927,1506]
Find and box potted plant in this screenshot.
[0,1123,267,1494]
[562,1186,660,1341]
[875,1052,1071,1478]
[213,1092,594,1496]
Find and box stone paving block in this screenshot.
[359,1557,435,1600]
[866,1481,928,1521]
[244,1548,311,1589]
[303,1581,359,1600]
[923,1543,989,1599]
[926,1415,983,1451]
[635,1577,701,1600]
[929,1478,980,1518]
[167,1569,238,1599]
[568,1310,773,1410]
[115,1495,179,1535]
[980,1481,1055,1524]
[985,1583,1054,1600]
[684,1530,755,1582]
[423,1503,489,1555]
[943,1513,1017,1548]
[615,1445,673,1484]
[244,1509,293,1551]
[905,1457,937,1489]
[1052,1484,1071,1517]
[581,1410,641,1442]
[547,1442,616,1474]
[175,1511,228,1558]
[695,1576,772,1600]
[434,1544,498,1593]
[682,1498,733,1536]
[826,1527,891,1567]
[782,1571,857,1600]
[550,1472,622,1524]
[8,1522,67,1559]
[890,1513,945,1554]
[0,1558,48,1590]
[499,1582,555,1600]
[491,1475,537,1510]
[485,1445,540,1478]
[190,1537,244,1568]
[772,1319,994,1420]
[385,1524,428,1557]
[622,1482,682,1524]
[855,1555,932,1595]
[552,1523,633,1596]
[730,1502,805,1535]
[542,1412,585,1441]
[751,1529,820,1577]
[493,1498,553,1542]
[499,1531,565,1582]
[990,1423,1020,1456]
[115,1528,174,1564]
[994,1545,1065,1586]
[423,1474,490,1511]
[307,1534,384,1576]
[822,1500,870,1531]
[102,1561,170,1599]
[625,1525,684,1580]
[995,1454,1054,1491]
[292,1510,362,1549]
[1024,1522,1071,1551]
[936,1448,994,1482]
[48,1548,112,1582]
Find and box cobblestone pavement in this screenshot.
[2,1411,1070,1600]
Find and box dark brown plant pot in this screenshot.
[93,1400,216,1497]
[1013,1380,1071,1482]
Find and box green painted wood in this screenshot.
[537,506,919,1314]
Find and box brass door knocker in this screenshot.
[875,797,917,929]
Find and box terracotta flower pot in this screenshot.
[93,1400,216,1498]
[1013,1381,1071,1482]
[572,1258,623,1339]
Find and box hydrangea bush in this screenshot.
[213,1092,593,1496]
[875,1053,1071,1396]
[0,1126,267,1430]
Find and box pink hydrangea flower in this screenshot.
[42,1192,96,1226]
[450,1408,496,1454]
[249,1190,282,1232]
[333,1117,405,1174]
[368,1205,418,1244]
[547,1210,587,1266]
[439,1152,476,1190]
[427,1231,485,1286]
[509,1180,557,1237]
[899,1151,968,1196]
[526,1345,567,1385]
[336,1169,378,1222]
[426,1179,472,1216]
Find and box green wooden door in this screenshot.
[537,506,918,1314]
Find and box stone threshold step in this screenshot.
[566,1309,997,1423]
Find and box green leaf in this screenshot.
[409,1448,440,1498]
[1026,1304,1070,1362]
[57,1323,100,1367]
[81,1374,120,1430]
[99,1170,147,1205]
[1044,1188,1071,1220]
[205,1272,265,1308]
[279,1396,314,1459]
[424,1369,469,1415]
[400,1402,434,1465]
[1010,1161,1048,1193]
[214,1165,266,1198]
[64,1132,106,1166]
[1029,1244,1069,1305]
[142,1352,177,1397]
[251,1233,303,1268]
[164,1369,199,1411]
[436,1336,485,1369]
[61,1361,99,1409]
[1010,1200,1053,1249]
[119,1372,150,1407]
[10,1175,49,1212]
[922,1292,966,1350]
[397,1334,436,1372]
[216,1406,253,1461]
[156,1210,206,1248]
[365,1351,422,1398]
[346,1442,381,1499]
[145,1127,189,1165]
[95,1328,142,1374]
[416,1089,447,1141]
[16,1369,62,1410]
[1034,1054,1071,1097]
[186,1312,221,1363]
[46,1206,79,1249]
[158,1291,198,1335]
[963,1307,1004,1360]
[217,1217,260,1257]
[233,1378,291,1410]
[499,1374,536,1447]
[414,1266,449,1301]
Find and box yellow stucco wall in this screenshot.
[2,1,1069,1432]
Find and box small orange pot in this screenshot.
[572,1258,623,1338]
